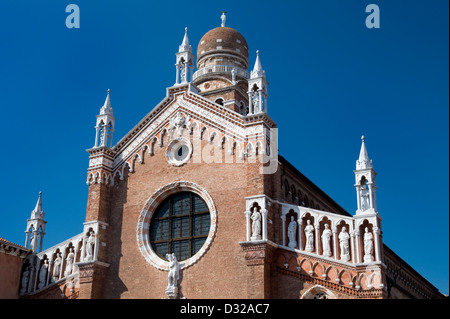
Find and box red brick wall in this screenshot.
[89,137,267,298]
[0,253,23,299]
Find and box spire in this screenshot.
[100,89,113,115]
[251,50,265,78]
[31,191,44,220]
[179,27,192,53]
[94,89,116,148]
[356,135,373,169]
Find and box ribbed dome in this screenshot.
[197,27,249,63]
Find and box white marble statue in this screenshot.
[64,247,74,276]
[20,266,30,294]
[231,67,237,85]
[363,227,374,262]
[287,216,297,249]
[251,209,262,241]
[360,183,370,211]
[339,227,350,262]
[221,11,226,27]
[304,220,314,252]
[53,252,62,280]
[38,259,48,289]
[321,224,332,257]
[166,253,180,298]
[85,230,95,261]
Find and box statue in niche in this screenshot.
[251,209,262,241]
[339,227,350,262]
[360,183,370,211]
[53,252,62,281]
[363,227,374,262]
[287,216,297,249]
[180,63,187,82]
[321,224,332,257]
[65,247,74,277]
[304,220,314,252]
[38,259,49,289]
[29,232,35,251]
[20,266,30,294]
[166,253,180,299]
[85,230,95,261]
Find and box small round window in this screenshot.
[149,192,210,262]
[166,137,192,166]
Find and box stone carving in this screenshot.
[85,231,95,261]
[251,209,262,241]
[287,216,297,249]
[363,227,374,262]
[304,220,314,252]
[360,183,370,211]
[339,227,350,262]
[20,266,30,294]
[38,259,49,289]
[53,252,62,280]
[166,253,180,299]
[321,224,332,257]
[65,247,74,276]
[231,67,237,85]
[221,11,226,27]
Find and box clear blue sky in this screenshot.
[0,0,448,295]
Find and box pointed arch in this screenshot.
[300,284,337,299]
[208,131,218,145]
[160,128,168,147]
[199,126,208,140]
[255,141,263,156]
[228,140,237,155]
[245,142,254,156]
[312,261,326,278]
[149,136,158,156]
[140,145,148,164]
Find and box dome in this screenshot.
[197,27,249,67]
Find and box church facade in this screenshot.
[11,13,444,299]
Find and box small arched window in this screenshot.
[215,98,224,106]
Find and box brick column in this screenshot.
[239,241,275,298]
[77,261,109,299]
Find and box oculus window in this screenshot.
[150,192,210,261]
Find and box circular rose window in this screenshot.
[137,181,217,270]
[150,192,210,261]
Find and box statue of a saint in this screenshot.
[64,247,74,277]
[321,224,332,257]
[360,183,370,211]
[304,220,314,252]
[287,216,297,249]
[251,209,262,241]
[231,67,237,85]
[339,227,350,262]
[53,253,62,281]
[38,259,48,289]
[221,11,226,27]
[166,253,180,298]
[20,266,30,294]
[85,231,95,261]
[363,227,374,262]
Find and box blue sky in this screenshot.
[0,0,448,295]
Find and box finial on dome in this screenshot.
[361,135,365,141]
[221,11,226,27]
